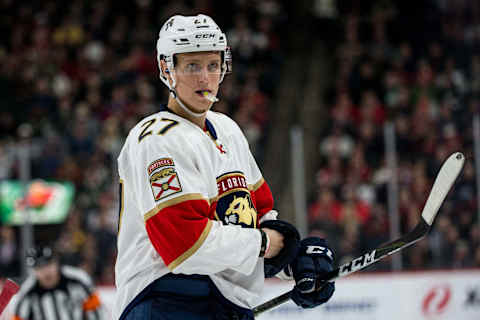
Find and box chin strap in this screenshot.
[167,69,212,118]
[169,89,208,118]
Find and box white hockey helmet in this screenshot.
[156,14,232,90]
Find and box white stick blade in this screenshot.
[421,152,465,225]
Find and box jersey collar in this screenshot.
[160,104,217,140]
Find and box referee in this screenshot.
[12,246,105,320]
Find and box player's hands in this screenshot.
[288,237,335,308]
[262,228,284,258]
[260,220,300,278]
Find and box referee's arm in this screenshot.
[63,266,105,320]
[12,277,34,320]
[12,296,31,320]
[83,291,103,320]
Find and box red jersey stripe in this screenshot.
[144,194,212,269]
[250,178,265,192]
[251,179,274,218]
[143,193,208,221]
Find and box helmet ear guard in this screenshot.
[158,54,175,87]
[159,54,177,91]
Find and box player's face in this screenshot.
[173,52,222,112]
[34,260,60,289]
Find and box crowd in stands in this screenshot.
[0,0,285,284]
[309,1,480,270]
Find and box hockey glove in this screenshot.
[287,237,335,308]
[260,220,300,278]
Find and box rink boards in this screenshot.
[257,270,480,320]
[2,270,479,319]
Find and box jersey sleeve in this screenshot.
[122,132,262,276]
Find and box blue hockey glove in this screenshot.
[287,237,335,308]
[260,220,300,278]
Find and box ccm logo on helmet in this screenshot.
[195,33,216,39]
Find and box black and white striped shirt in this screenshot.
[13,266,104,320]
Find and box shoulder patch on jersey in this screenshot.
[215,172,257,228]
[148,158,182,201]
[147,158,175,175]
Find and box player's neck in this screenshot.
[168,97,206,128]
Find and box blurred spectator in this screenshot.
[475,247,480,267]
[319,125,355,159]
[308,187,341,224]
[56,209,87,266]
[0,140,15,179]
[0,226,19,277]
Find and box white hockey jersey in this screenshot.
[113,106,277,319]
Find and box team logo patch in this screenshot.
[215,172,257,228]
[148,158,174,175]
[148,158,182,201]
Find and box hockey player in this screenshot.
[12,246,104,319]
[114,14,335,319]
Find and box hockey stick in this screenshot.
[0,278,20,315]
[253,152,465,316]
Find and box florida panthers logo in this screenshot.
[224,195,257,228]
[215,172,257,228]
